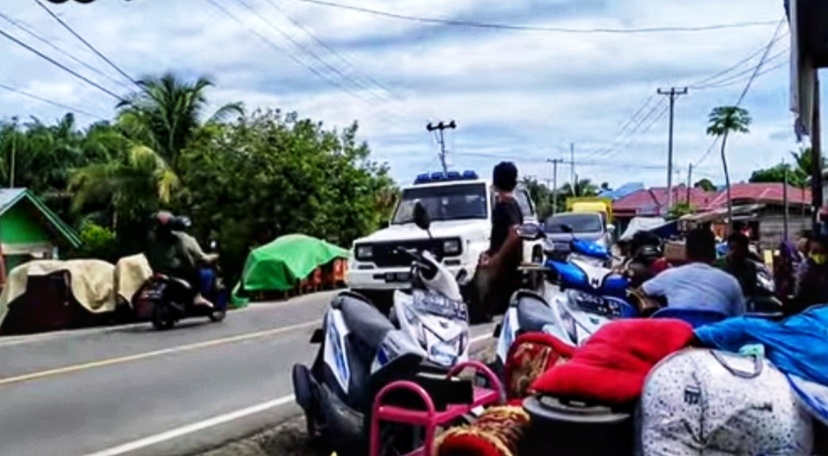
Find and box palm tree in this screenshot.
[559,178,599,198]
[116,73,244,172]
[706,106,751,234]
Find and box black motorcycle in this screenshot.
[138,240,228,330]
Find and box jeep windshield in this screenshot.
[392,182,488,224]
[545,213,603,233]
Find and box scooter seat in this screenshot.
[338,294,394,349]
[517,293,557,333]
[154,273,192,290]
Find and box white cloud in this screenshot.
[0,0,799,190]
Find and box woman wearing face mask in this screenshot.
[791,235,828,315]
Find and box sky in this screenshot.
[0,0,811,191]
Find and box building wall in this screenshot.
[758,207,810,249]
[0,203,52,245]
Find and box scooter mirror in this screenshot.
[516,223,545,240]
[413,200,431,231]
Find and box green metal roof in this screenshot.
[0,188,82,248]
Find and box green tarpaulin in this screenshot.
[237,233,348,295]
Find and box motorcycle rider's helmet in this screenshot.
[153,211,174,233]
[171,215,192,231]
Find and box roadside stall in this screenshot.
[233,233,348,303]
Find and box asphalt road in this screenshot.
[0,291,494,456]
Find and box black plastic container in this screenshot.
[521,395,634,456]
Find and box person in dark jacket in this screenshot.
[791,235,828,314]
[478,161,524,314]
[715,232,757,298]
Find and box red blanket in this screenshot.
[531,319,694,405]
[504,332,576,404]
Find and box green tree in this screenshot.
[116,73,244,172]
[176,109,395,283]
[560,178,599,198]
[706,106,751,233]
[667,202,694,219]
[749,163,807,188]
[521,176,556,218]
[694,178,716,191]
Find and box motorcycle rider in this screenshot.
[791,234,828,315]
[715,232,758,297]
[632,227,746,317]
[146,211,217,307]
[478,161,524,313]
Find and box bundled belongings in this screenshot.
[503,332,575,404]
[530,319,695,405]
[0,259,117,335]
[520,319,695,456]
[694,305,828,386]
[434,406,530,456]
[638,348,814,455]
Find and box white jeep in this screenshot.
[346,170,544,314]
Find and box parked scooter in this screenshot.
[389,202,470,368]
[493,224,638,370]
[292,201,468,453]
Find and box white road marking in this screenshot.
[80,396,296,456]
[81,331,494,456]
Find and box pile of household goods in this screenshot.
[426,307,828,456]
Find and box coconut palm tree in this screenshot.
[559,178,599,198]
[706,106,751,234]
[116,73,244,172]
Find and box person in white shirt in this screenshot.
[638,228,746,317]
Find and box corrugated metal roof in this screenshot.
[0,188,27,213]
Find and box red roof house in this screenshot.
[703,183,811,210]
[613,185,715,218]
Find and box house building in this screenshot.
[0,188,82,285]
[613,183,811,248]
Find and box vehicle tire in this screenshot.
[208,309,226,323]
[152,304,175,330]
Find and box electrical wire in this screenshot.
[32,0,141,89]
[289,0,778,34]
[0,81,108,119]
[589,98,668,160]
[693,18,787,167]
[687,31,788,88]
[692,47,788,90]
[0,26,122,100]
[0,10,132,92]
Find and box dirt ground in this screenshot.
[194,346,496,456]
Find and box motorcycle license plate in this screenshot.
[385,272,411,283]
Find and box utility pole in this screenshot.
[784,159,790,240]
[811,76,823,234]
[547,158,565,215]
[569,143,575,190]
[9,116,17,188]
[426,120,456,175]
[686,163,693,205]
[657,87,688,210]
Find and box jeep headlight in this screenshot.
[443,239,461,255]
[355,244,373,260]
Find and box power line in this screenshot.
[260,0,399,102]
[289,0,778,34]
[233,0,381,105]
[590,98,668,160]
[33,0,140,89]
[0,81,107,119]
[693,48,789,90]
[203,0,374,106]
[694,18,786,167]
[0,10,132,92]
[687,31,788,88]
[0,25,122,100]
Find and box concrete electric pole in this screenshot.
[547,158,565,215]
[657,87,688,209]
[427,120,456,175]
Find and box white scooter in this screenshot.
[389,204,470,368]
[292,201,469,454]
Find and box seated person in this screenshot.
[714,232,758,298]
[145,212,217,307]
[633,228,746,317]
